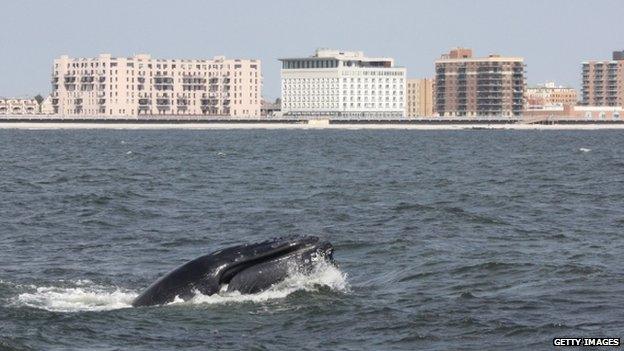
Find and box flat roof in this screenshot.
[435,57,524,63]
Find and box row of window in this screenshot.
[285,90,404,97]
[58,61,257,71]
[283,77,402,83]
[284,84,403,89]
[57,70,258,78]
[284,102,404,109]
[282,85,403,95]
[284,96,403,102]
[282,60,339,69]
[340,70,404,76]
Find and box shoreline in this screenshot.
[2,122,624,130]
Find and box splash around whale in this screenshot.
[132,236,335,307]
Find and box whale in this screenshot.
[132,236,334,307]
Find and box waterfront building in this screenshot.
[523,105,622,122]
[406,78,434,117]
[40,96,55,115]
[581,50,624,106]
[51,54,262,117]
[279,49,406,118]
[435,48,525,117]
[0,98,39,115]
[526,82,578,109]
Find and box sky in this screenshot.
[1,0,623,99]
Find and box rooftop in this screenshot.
[279,48,398,67]
[436,48,524,63]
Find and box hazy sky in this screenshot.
[1,0,623,99]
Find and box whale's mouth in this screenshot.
[219,242,303,285]
[218,236,334,287]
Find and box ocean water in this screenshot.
[0,129,623,350]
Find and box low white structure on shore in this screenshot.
[0,98,39,115]
[40,96,55,115]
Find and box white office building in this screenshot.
[279,49,406,118]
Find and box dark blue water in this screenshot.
[1,129,623,350]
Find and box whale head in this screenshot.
[132,236,334,307]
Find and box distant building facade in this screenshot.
[406,78,434,117]
[581,50,624,106]
[0,98,39,115]
[51,54,262,117]
[435,48,525,117]
[526,82,578,109]
[280,49,406,118]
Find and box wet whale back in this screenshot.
[132,254,224,307]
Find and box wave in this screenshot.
[15,280,136,313]
[12,262,349,313]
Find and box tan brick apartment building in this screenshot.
[435,48,525,117]
[581,50,624,106]
[405,78,434,117]
[51,54,262,117]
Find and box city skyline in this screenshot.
[1,0,623,99]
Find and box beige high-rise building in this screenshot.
[406,78,434,117]
[435,48,525,117]
[581,50,624,106]
[51,54,262,117]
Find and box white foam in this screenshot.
[12,262,349,312]
[579,148,591,152]
[15,283,137,312]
